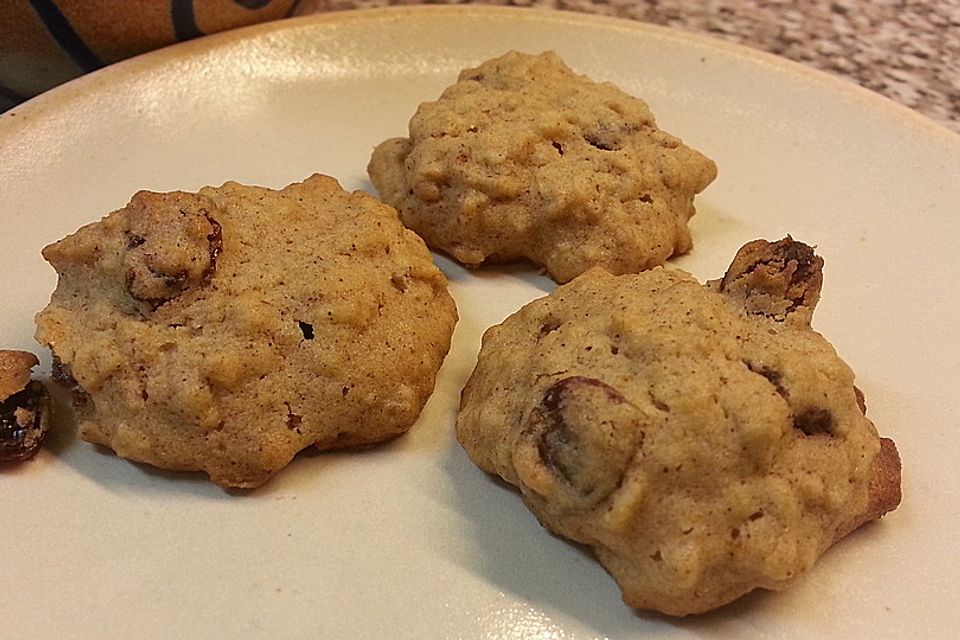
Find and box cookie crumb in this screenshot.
[0,350,50,462]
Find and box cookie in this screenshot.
[368,50,717,283]
[0,350,50,462]
[35,174,458,488]
[457,238,901,616]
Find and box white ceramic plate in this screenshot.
[2,6,958,638]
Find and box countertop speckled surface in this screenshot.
[301,0,960,133]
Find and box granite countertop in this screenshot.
[305,0,960,134]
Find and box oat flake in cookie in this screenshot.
[368,51,717,283]
[457,238,901,616]
[35,174,457,489]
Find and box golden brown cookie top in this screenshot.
[458,238,899,616]
[36,174,457,488]
[369,50,717,283]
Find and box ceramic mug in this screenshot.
[0,0,306,110]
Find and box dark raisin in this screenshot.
[745,361,788,398]
[390,274,408,293]
[718,237,824,323]
[523,376,642,508]
[584,131,618,151]
[284,403,303,435]
[298,321,315,340]
[539,317,561,337]
[794,408,834,436]
[121,192,223,309]
[584,122,637,151]
[1,381,50,462]
[51,355,91,408]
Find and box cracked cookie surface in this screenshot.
[457,238,900,615]
[35,174,457,488]
[368,51,717,283]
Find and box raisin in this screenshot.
[583,125,621,151]
[121,191,223,308]
[538,317,562,337]
[521,376,642,509]
[0,380,50,462]
[717,237,824,324]
[794,407,834,436]
[298,321,315,340]
[744,361,788,398]
[583,122,636,151]
[51,355,91,408]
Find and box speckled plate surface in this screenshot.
[2,6,958,639]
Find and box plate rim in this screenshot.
[2,4,958,150]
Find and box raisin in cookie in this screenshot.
[0,350,50,462]
[35,174,457,489]
[457,238,900,616]
[368,50,717,284]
